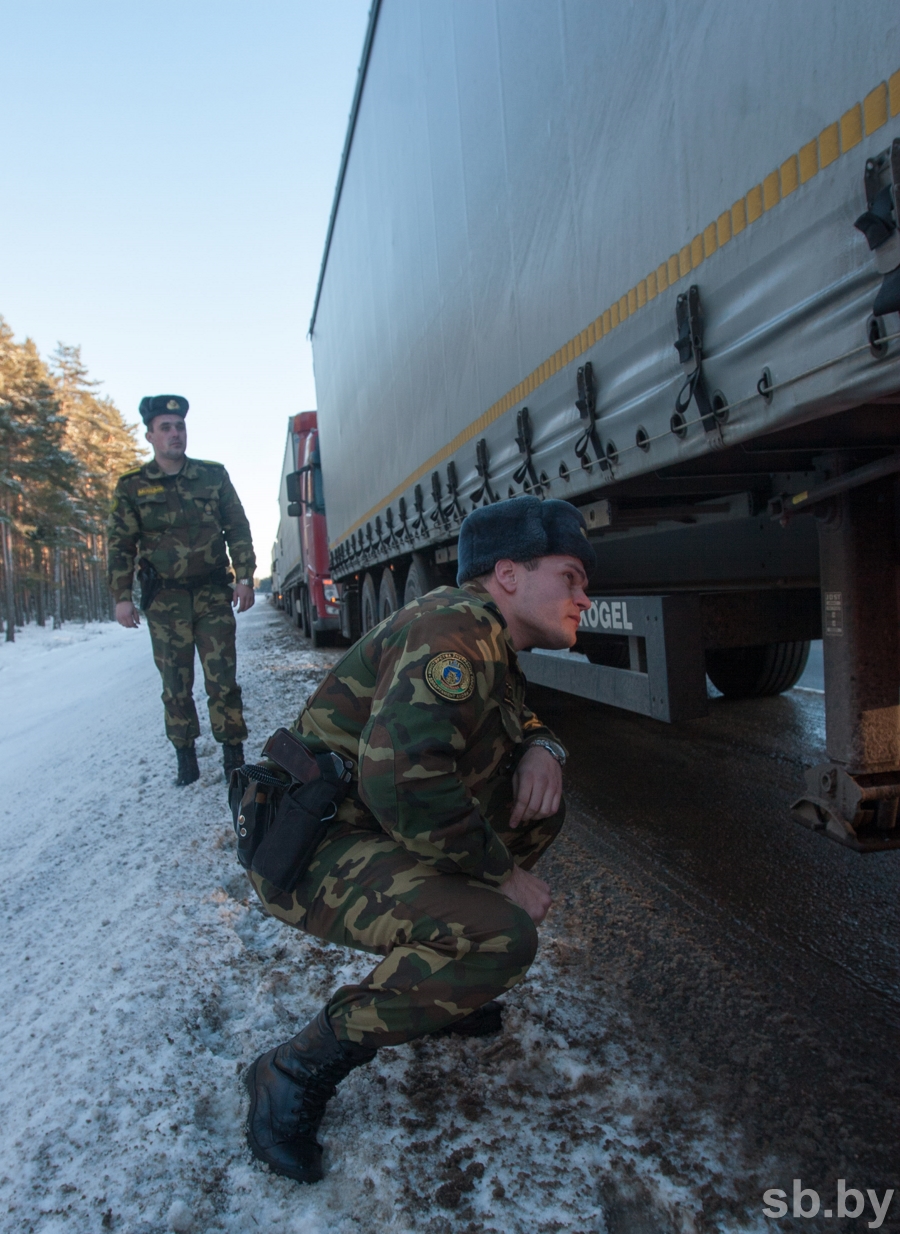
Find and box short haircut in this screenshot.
[473,558,539,585]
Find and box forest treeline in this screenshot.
[0,315,145,641]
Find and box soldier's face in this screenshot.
[499,555,591,650]
[146,416,187,462]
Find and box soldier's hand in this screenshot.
[500,864,552,924]
[115,600,140,629]
[510,744,562,828]
[232,583,255,613]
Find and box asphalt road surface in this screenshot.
[528,666,899,1232]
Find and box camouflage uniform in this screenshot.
[107,457,256,748]
[251,582,566,1047]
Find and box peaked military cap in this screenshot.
[140,394,189,426]
[457,495,596,584]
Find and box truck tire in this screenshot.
[301,589,313,640]
[290,587,304,631]
[404,553,437,603]
[705,641,811,699]
[378,569,400,620]
[360,573,380,634]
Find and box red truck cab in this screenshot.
[273,412,341,646]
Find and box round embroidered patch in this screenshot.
[424,652,475,702]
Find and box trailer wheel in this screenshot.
[705,640,811,699]
[404,553,437,603]
[378,569,400,620]
[360,573,380,634]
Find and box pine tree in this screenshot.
[52,343,144,623]
[0,317,144,639]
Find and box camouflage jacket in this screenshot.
[294,583,565,886]
[106,457,256,601]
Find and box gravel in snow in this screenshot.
[0,603,770,1233]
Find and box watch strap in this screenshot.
[526,738,566,766]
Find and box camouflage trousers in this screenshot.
[251,801,564,1047]
[146,583,247,749]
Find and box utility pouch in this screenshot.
[229,728,352,895]
[137,558,163,612]
[251,777,344,894]
[229,764,285,872]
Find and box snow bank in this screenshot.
[0,606,765,1233]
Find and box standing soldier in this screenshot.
[241,495,595,1184]
[107,395,256,785]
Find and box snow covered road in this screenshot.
[0,606,765,1234]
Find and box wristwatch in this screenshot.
[236,578,253,587]
[527,738,567,766]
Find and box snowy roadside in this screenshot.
[0,605,769,1234]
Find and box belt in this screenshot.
[159,568,232,590]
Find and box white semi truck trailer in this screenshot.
[309,0,900,852]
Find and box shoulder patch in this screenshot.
[424,652,475,702]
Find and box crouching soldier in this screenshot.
[243,495,594,1183]
[107,395,256,785]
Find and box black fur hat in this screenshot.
[457,495,596,584]
[139,394,189,427]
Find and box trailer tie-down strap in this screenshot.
[410,483,427,535]
[513,406,542,495]
[384,505,398,545]
[853,138,900,318]
[441,461,466,522]
[471,437,499,505]
[673,285,721,443]
[397,495,411,542]
[429,470,449,529]
[574,361,609,472]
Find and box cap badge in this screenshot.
[166,398,181,410]
[424,652,475,702]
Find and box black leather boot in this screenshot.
[245,1009,376,1184]
[175,744,200,786]
[433,1000,503,1039]
[222,742,245,781]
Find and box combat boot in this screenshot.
[433,1000,503,1039]
[175,743,200,786]
[245,1008,376,1184]
[222,742,245,780]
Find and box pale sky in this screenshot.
[0,0,371,571]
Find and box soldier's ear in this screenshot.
[493,559,519,594]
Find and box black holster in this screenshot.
[137,558,163,612]
[229,729,351,895]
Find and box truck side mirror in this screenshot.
[287,502,301,517]
[286,471,302,504]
